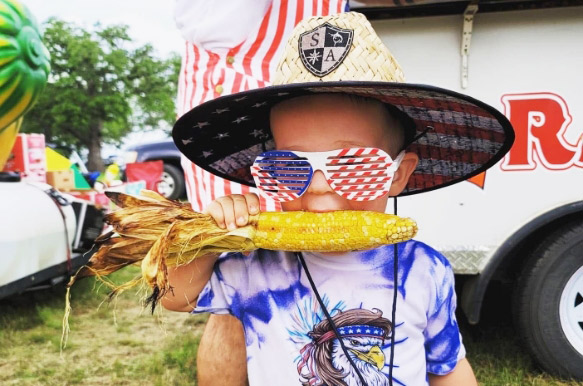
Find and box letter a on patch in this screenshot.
[299,23,353,77]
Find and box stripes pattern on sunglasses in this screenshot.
[251,148,397,202]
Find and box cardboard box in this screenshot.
[46,170,75,191]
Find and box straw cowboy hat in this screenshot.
[172,12,514,196]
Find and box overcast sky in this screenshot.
[23,0,184,151]
[24,0,183,56]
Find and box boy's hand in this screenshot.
[204,193,260,230]
[163,193,260,313]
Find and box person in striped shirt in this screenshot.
[173,1,348,384]
[175,0,348,213]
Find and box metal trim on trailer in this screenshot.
[0,250,92,300]
[352,0,583,19]
[461,200,583,324]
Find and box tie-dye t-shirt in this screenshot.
[194,240,466,386]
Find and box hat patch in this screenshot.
[299,23,353,77]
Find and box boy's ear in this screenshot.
[388,152,419,196]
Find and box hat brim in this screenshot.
[172,81,514,196]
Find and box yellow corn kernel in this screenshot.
[251,211,417,252]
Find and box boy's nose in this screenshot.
[301,169,350,211]
[306,169,334,194]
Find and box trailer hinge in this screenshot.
[461,1,479,89]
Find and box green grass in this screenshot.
[136,332,201,383]
[462,322,555,385]
[0,267,209,385]
[1,270,581,385]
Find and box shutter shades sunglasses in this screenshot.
[251,147,405,202]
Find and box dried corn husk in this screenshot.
[69,189,416,300]
[62,190,417,350]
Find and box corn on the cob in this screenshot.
[253,211,416,251]
[62,190,417,349]
[69,190,416,291]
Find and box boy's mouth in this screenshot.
[307,209,343,213]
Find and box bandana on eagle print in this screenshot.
[299,23,353,77]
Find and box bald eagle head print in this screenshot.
[297,308,392,386]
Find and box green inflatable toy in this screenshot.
[0,0,50,170]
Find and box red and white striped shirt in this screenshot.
[175,0,348,212]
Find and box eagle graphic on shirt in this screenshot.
[293,306,393,386]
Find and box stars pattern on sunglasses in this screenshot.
[213,108,230,114]
[202,150,213,158]
[252,102,267,108]
[215,132,230,140]
[251,148,398,202]
[182,138,194,145]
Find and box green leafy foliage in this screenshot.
[21,19,181,171]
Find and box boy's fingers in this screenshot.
[231,195,250,226]
[204,200,227,229]
[216,196,237,230]
[204,194,255,230]
[244,193,260,215]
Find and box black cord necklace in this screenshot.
[295,251,368,386]
[389,197,399,385]
[295,198,400,386]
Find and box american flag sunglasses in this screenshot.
[251,147,405,202]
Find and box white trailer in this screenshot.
[0,178,102,299]
[354,0,583,379]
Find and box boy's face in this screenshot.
[270,94,418,213]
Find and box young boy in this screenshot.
[165,12,513,385]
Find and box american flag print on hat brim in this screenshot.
[173,81,514,196]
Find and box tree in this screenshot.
[22,18,180,172]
